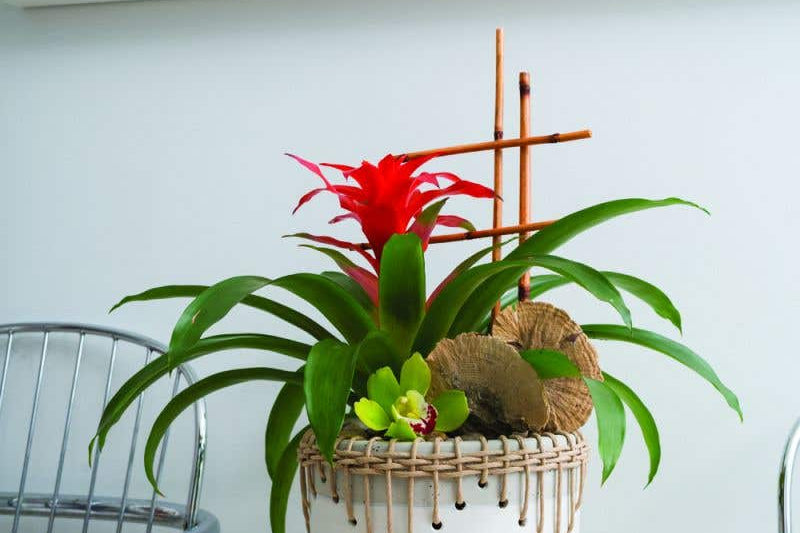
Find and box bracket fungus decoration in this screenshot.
[492,301,602,432]
[427,333,549,436]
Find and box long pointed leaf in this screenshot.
[272,273,376,344]
[320,271,376,317]
[266,378,305,480]
[602,372,661,485]
[449,254,631,336]
[144,367,301,493]
[379,234,426,357]
[409,198,448,244]
[304,339,358,463]
[508,197,708,258]
[269,428,308,533]
[584,377,626,483]
[355,330,404,376]
[91,334,309,459]
[300,245,379,306]
[414,260,532,355]
[602,272,682,332]
[582,324,742,420]
[519,350,660,485]
[507,271,682,333]
[476,275,568,333]
[168,276,272,355]
[427,237,515,308]
[526,255,632,328]
[110,284,335,341]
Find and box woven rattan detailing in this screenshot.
[298,430,589,533]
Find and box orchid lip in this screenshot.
[405,404,438,436]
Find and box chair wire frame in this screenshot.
[0,322,219,533]
[780,418,800,533]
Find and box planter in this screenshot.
[298,430,589,533]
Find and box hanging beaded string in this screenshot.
[533,433,546,533]
[433,437,445,529]
[344,438,357,525]
[514,434,531,526]
[407,438,420,533]
[384,439,396,533]
[478,435,490,488]
[499,435,511,508]
[453,436,466,510]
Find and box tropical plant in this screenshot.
[91,153,740,533]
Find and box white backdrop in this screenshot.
[2,0,799,531]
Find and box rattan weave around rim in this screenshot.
[298,430,589,533]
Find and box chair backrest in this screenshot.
[780,418,800,533]
[0,323,207,533]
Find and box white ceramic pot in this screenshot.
[299,432,587,533]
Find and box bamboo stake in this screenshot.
[492,28,505,263]
[518,72,532,301]
[402,130,591,160]
[356,220,556,250]
[492,28,505,320]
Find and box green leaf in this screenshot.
[321,271,376,317]
[432,390,469,432]
[304,339,359,463]
[504,271,682,333]
[516,351,632,484]
[476,275,568,333]
[409,199,449,242]
[379,234,426,357]
[367,367,401,415]
[269,427,307,533]
[508,197,709,258]
[386,419,417,440]
[265,379,305,480]
[582,324,742,420]
[300,246,378,306]
[91,333,309,461]
[602,272,682,332]
[355,330,404,377]
[110,284,335,341]
[602,372,661,485]
[414,260,535,355]
[167,276,272,355]
[354,398,391,430]
[427,237,516,307]
[272,273,376,344]
[143,367,301,493]
[584,377,626,483]
[399,353,430,395]
[530,274,572,299]
[535,255,632,327]
[449,255,632,336]
[520,349,581,379]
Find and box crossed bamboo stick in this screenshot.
[361,29,591,307]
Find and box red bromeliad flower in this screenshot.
[288,153,494,259]
[286,153,494,305]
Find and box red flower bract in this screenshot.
[288,153,495,268]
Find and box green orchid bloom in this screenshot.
[354,353,470,440]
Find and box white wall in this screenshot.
[2,0,799,531]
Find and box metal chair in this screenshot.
[0,323,220,533]
[780,418,800,533]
